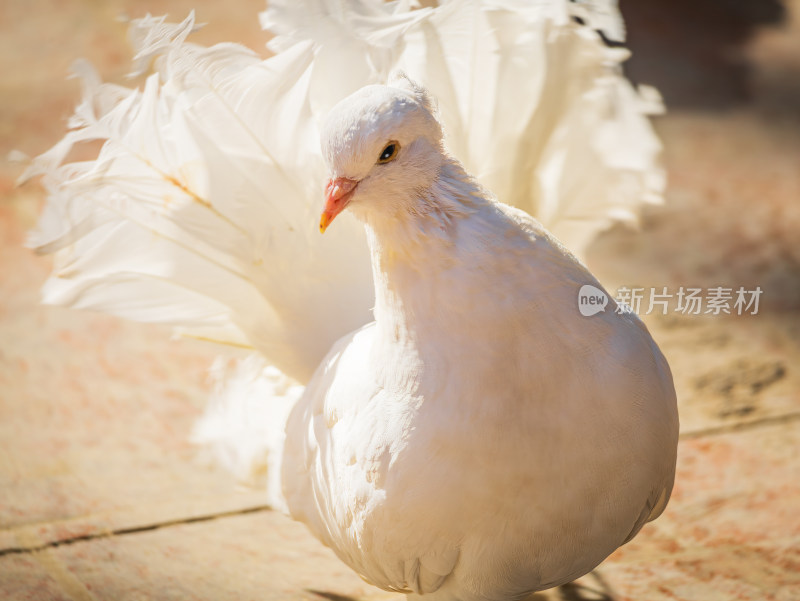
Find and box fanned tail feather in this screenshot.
[25,11,374,382]
[192,354,301,509]
[24,1,664,484]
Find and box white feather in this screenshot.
[25,2,666,502]
[192,355,300,511]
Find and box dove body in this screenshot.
[281,83,679,600]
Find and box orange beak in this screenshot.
[320,177,359,233]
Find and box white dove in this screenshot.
[277,79,679,600]
[22,3,678,598]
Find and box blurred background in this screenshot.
[0,1,798,600]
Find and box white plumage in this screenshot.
[24,2,677,599]
[281,80,677,598]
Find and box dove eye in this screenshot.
[377,141,400,164]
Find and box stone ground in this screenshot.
[1,1,799,600]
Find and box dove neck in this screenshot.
[362,158,482,344]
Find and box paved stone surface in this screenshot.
[0,511,394,601]
[606,421,800,601]
[2,1,799,600]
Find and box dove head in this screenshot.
[319,79,445,232]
